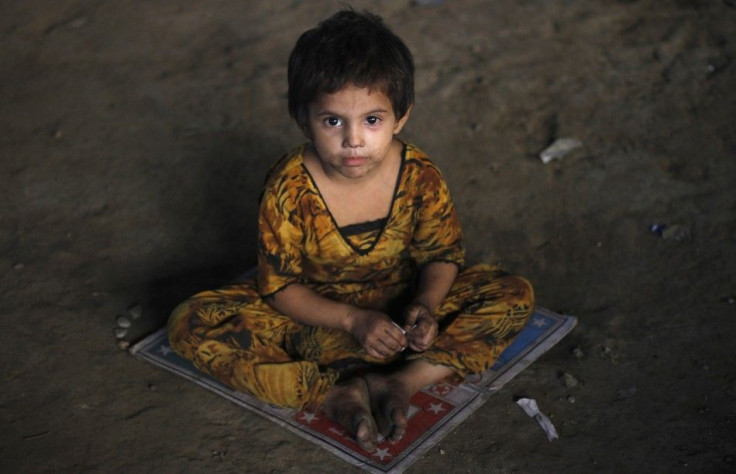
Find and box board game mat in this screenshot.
[131,308,576,473]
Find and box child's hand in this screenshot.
[403,302,438,352]
[348,309,408,360]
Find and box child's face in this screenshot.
[305,84,410,181]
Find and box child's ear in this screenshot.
[300,121,313,140]
[393,104,413,134]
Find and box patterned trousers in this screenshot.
[167,264,534,410]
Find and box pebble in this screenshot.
[116,315,131,328]
[116,339,130,351]
[114,327,128,339]
[600,345,616,361]
[572,347,584,359]
[662,224,690,242]
[13,263,24,270]
[650,223,691,241]
[567,395,576,404]
[562,372,580,388]
[68,17,88,29]
[127,304,142,320]
[439,448,446,455]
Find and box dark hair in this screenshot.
[287,10,414,129]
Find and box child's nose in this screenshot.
[343,124,364,148]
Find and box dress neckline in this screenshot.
[301,143,407,256]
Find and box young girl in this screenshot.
[168,10,534,453]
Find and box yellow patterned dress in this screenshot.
[168,143,534,410]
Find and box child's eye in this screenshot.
[324,117,342,127]
[366,116,381,125]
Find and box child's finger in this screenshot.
[408,337,429,352]
[388,321,409,347]
[407,317,437,352]
[367,323,402,354]
[374,338,403,358]
[403,307,420,327]
[403,302,430,327]
[367,333,397,358]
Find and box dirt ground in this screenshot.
[2,0,735,472]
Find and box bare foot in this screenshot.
[321,377,378,453]
[363,373,411,443]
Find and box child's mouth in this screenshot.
[342,156,367,166]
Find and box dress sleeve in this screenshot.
[257,182,305,297]
[410,163,465,268]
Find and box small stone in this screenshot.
[596,241,603,248]
[572,347,584,359]
[600,345,616,361]
[117,339,130,350]
[13,262,24,270]
[649,223,666,236]
[439,448,446,455]
[148,383,157,391]
[127,304,142,320]
[661,224,690,241]
[114,327,128,339]
[211,450,226,460]
[562,372,580,388]
[54,130,63,140]
[567,395,576,404]
[116,315,131,328]
[68,17,88,29]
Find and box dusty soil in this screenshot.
[2,0,735,472]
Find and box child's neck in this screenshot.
[304,142,402,228]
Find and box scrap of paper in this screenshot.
[539,137,583,164]
[516,397,559,441]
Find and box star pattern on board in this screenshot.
[372,447,392,461]
[134,309,574,470]
[532,317,549,328]
[158,345,173,356]
[299,412,319,424]
[429,382,453,396]
[427,402,446,415]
